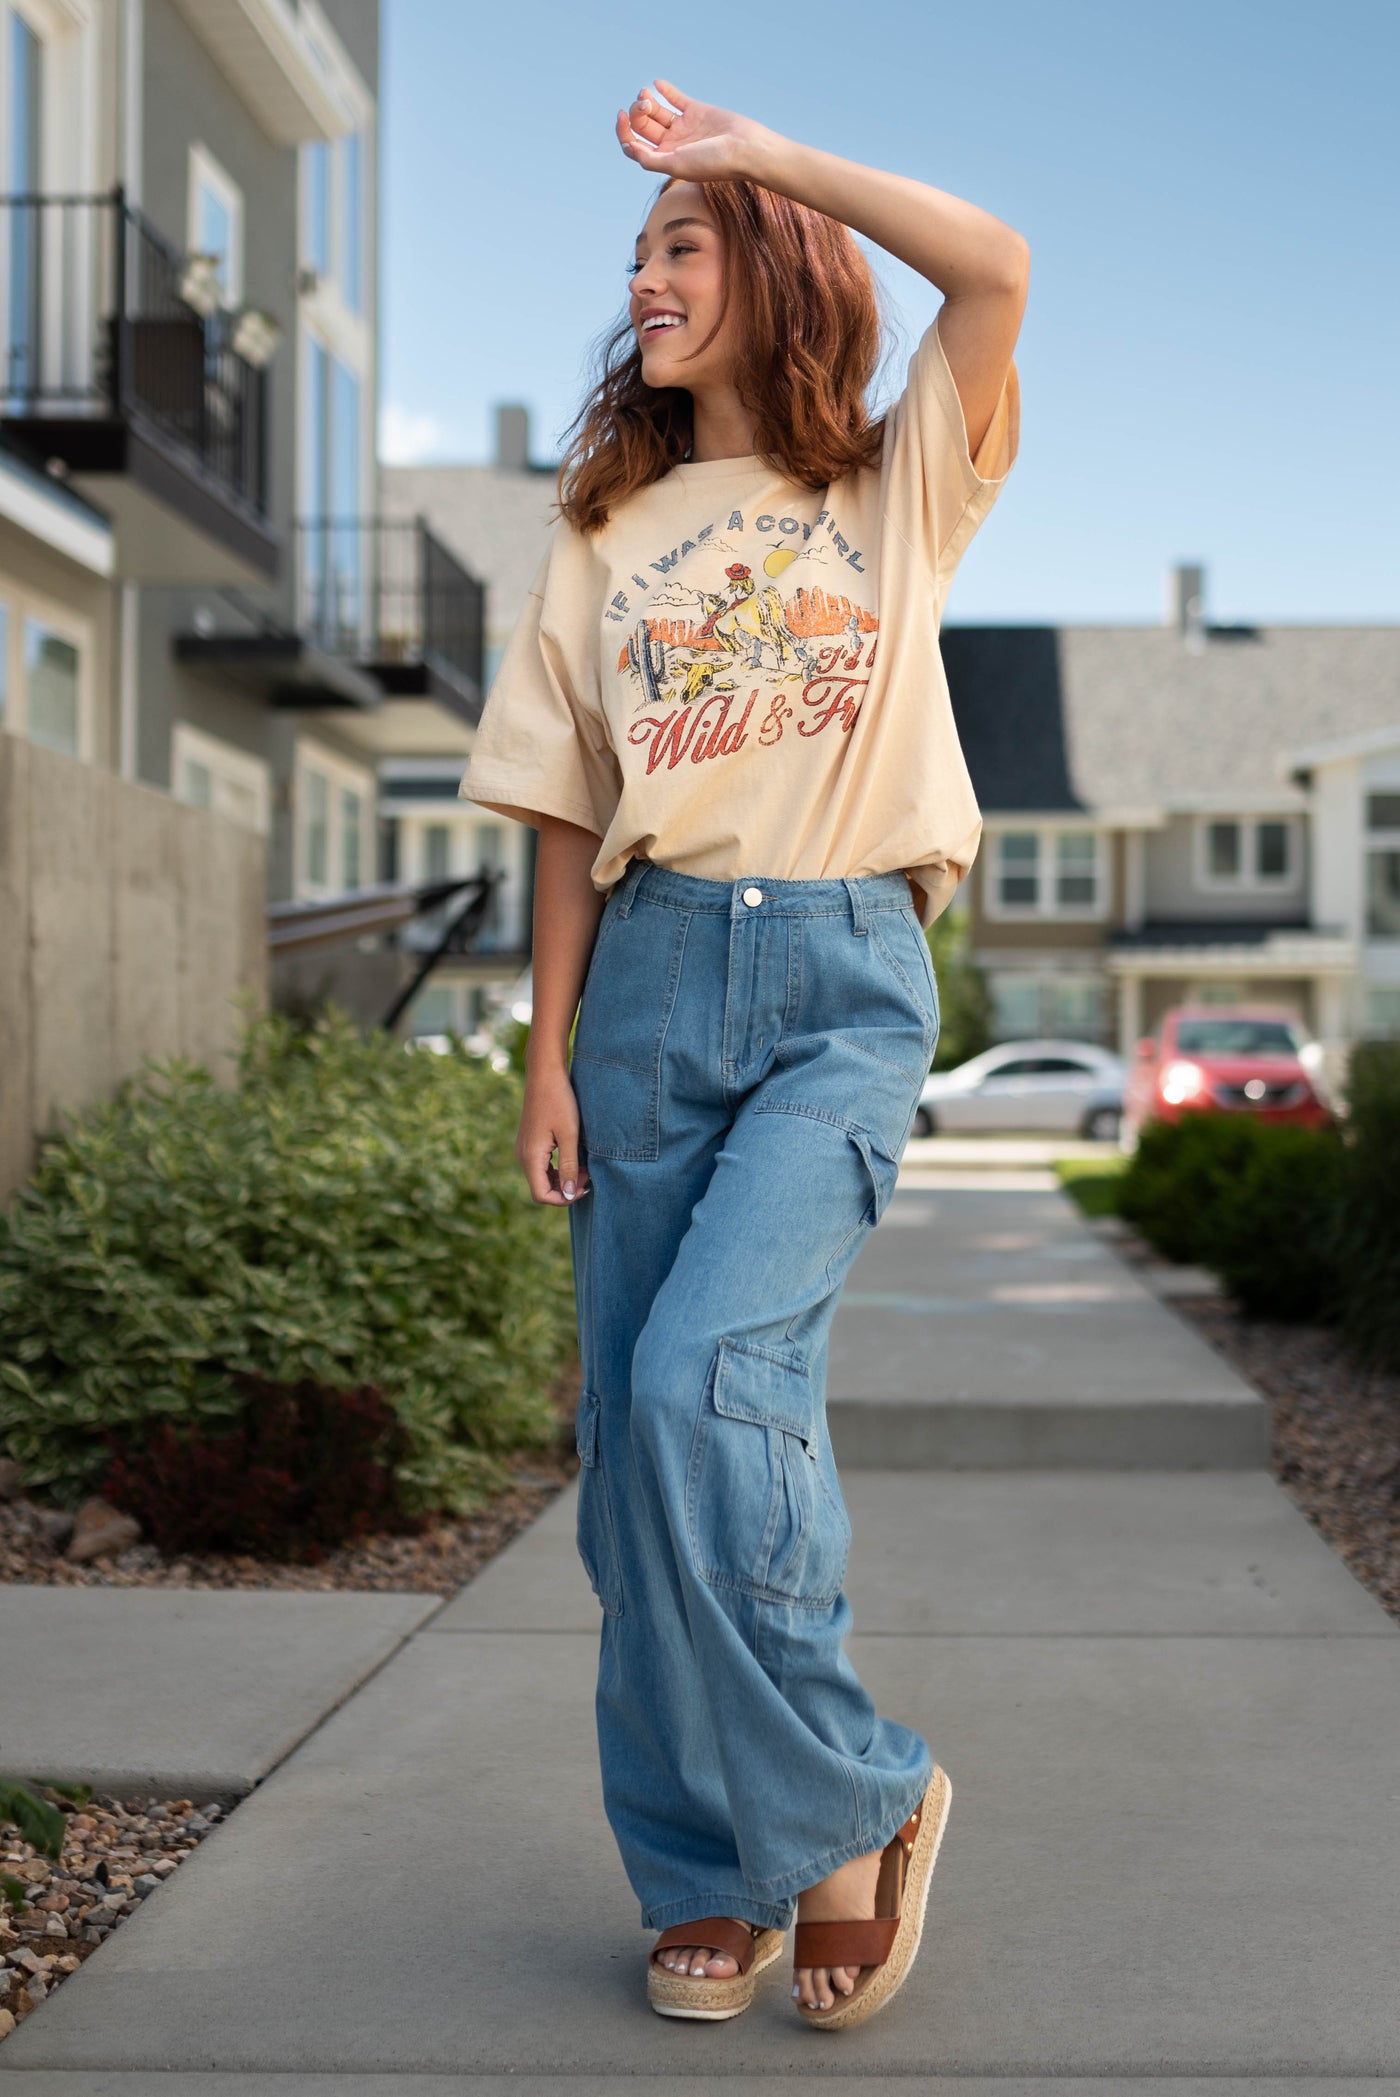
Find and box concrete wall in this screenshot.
[0,730,267,1203]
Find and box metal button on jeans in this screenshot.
[742,886,764,907]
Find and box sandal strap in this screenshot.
[651,1916,761,1972]
[793,1916,899,1969]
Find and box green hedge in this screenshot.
[1334,1040,1400,1368]
[1117,1041,1400,1346]
[0,1008,576,1516]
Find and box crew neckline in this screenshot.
[668,452,768,482]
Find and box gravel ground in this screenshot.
[0,1363,581,1594]
[0,1793,223,2040]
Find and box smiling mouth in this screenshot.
[641,315,686,338]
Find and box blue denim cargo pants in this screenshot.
[566,858,939,1933]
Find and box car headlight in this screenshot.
[1160,1059,1206,1105]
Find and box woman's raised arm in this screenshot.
[618,79,1028,458]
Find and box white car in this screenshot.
[913,1039,1126,1139]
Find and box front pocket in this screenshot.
[570,902,687,1161]
[574,1388,623,1615]
[685,1337,851,1608]
[869,912,939,1052]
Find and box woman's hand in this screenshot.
[516,1061,590,1208]
[615,79,776,185]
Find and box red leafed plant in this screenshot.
[98,1373,424,1564]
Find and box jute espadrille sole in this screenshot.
[798,1764,952,2032]
[648,1927,786,2020]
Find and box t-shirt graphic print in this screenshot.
[460,308,1019,926]
[612,502,879,779]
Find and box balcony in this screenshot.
[174,518,485,748]
[0,189,277,583]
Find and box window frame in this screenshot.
[172,721,269,833]
[984,823,1108,923]
[0,573,93,758]
[293,735,375,899]
[1364,794,1400,941]
[1193,813,1297,893]
[187,140,244,307]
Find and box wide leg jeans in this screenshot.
[567,859,940,1932]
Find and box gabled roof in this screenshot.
[941,623,1400,815]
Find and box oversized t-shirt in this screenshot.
[458,307,1019,926]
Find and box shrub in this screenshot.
[0,1007,576,1518]
[1208,1124,1347,1321]
[1118,1113,1269,1266]
[98,1373,422,1561]
[1335,1039,1400,1369]
[923,908,993,1071]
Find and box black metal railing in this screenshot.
[296,516,484,697]
[0,186,269,517]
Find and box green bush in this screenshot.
[924,908,993,1071]
[1335,1039,1400,1369]
[1118,1113,1269,1266]
[1208,1124,1347,1321]
[0,1007,576,1518]
[1120,1112,1345,1322]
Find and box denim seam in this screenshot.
[644,1892,796,1933]
[752,1098,864,1139]
[869,916,938,1056]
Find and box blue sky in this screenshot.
[380,0,1398,625]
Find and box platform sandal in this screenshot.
[793,1764,952,2032]
[647,1916,787,2021]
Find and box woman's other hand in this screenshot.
[516,1064,590,1207]
[615,79,775,184]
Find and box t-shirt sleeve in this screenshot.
[882,304,1020,583]
[457,544,620,837]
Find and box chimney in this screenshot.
[494,403,530,473]
[1166,561,1206,648]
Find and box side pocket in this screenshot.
[685,1338,850,1608]
[574,1388,623,1616]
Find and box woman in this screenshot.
[460,80,1026,2029]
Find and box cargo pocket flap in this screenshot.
[712,1336,814,1444]
[849,1125,900,1225]
[575,1387,601,1466]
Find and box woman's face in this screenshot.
[629,183,737,393]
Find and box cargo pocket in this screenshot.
[849,1125,901,1227]
[574,1388,623,1616]
[685,1337,850,1608]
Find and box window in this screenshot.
[188,144,243,306]
[989,972,1106,1042]
[1364,986,1400,1037]
[299,128,367,312]
[172,724,270,831]
[1366,790,1400,940]
[295,738,374,898]
[1196,815,1296,890]
[305,768,329,885]
[989,828,1103,919]
[300,337,363,639]
[340,784,362,888]
[7,11,42,400]
[0,583,89,755]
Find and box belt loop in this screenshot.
[615,858,648,918]
[843,876,868,936]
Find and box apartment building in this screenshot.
[0,0,482,913]
[947,565,1400,1054]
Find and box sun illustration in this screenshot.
[764,545,801,579]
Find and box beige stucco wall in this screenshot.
[0,732,267,1203]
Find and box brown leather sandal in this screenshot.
[793,1764,952,2031]
[647,1915,786,2020]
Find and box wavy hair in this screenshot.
[556,176,888,535]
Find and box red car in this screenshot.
[1122,1003,1331,1143]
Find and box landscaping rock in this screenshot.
[32,1506,75,1547]
[0,2006,15,2036]
[66,1497,142,1564]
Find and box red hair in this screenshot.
[557,176,888,535]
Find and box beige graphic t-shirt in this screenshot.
[459,308,1019,925]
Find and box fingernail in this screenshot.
[562,1180,575,1200]
[791,1984,800,1997]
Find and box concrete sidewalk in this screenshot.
[3,1182,1399,2087]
